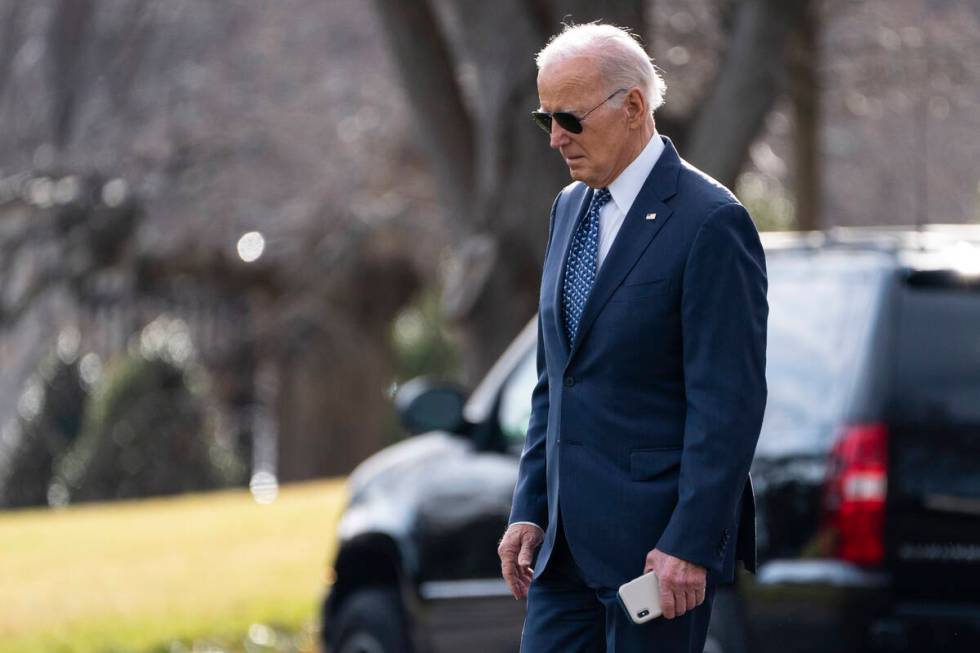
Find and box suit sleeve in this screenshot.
[656,202,768,573]
[508,193,562,529]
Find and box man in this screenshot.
[497,23,768,653]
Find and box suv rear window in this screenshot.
[756,254,886,457]
[893,275,980,422]
[889,275,980,500]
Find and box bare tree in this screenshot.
[0,1,432,483]
[372,0,812,383]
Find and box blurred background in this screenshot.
[1,0,978,652]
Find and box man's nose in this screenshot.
[549,123,570,149]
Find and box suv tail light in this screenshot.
[822,423,888,566]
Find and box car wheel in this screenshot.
[330,588,413,653]
[704,634,724,653]
[706,585,749,653]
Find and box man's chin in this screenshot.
[566,166,591,184]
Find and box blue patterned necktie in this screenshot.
[563,187,611,344]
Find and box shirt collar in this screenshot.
[607,132,664,216]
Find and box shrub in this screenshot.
[0,351,87,508]
[55,318,244,503]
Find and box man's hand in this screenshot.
[644,548,707,619]
[498,523,544,600]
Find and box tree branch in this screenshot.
[371,0,475,219]
[684,0,810,187]
[550,0,646,36]
[0,2,24,102]
[47,0,96,149]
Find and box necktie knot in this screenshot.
[593,187,611,209]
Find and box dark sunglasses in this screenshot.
[531,88,628,135]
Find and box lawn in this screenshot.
[0,478,347,653]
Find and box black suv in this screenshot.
[321,226,980,653]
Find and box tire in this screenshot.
[706,585,750,653]
[328,588,413,653]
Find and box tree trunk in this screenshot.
[374,0,809,384]
[684,0,810,188]
[370,0,475,226]
[47,0,95,149]
[790,3,821,231]
[374,0,648,385]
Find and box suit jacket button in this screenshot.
[564,375,575,387]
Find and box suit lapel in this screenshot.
[550,184,591,356]
[564,137,682,365]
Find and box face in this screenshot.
[536,57,637,188]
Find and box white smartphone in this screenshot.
[617,571,663,624]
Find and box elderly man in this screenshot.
[497,23,769,653]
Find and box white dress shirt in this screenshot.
[509,133,665,534]
[597,132,665,270]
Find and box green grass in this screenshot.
[0,478,347,653]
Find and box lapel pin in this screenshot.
[646,212,657,221]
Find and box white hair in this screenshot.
[536,22,666,113]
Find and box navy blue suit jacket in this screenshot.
[509,136,768,589]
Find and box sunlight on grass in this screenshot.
[0,478,347,653]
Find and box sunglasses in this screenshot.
[531,88,628,135]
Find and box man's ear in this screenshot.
[625,88,647,128]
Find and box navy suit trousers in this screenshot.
[520,512,716,653]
